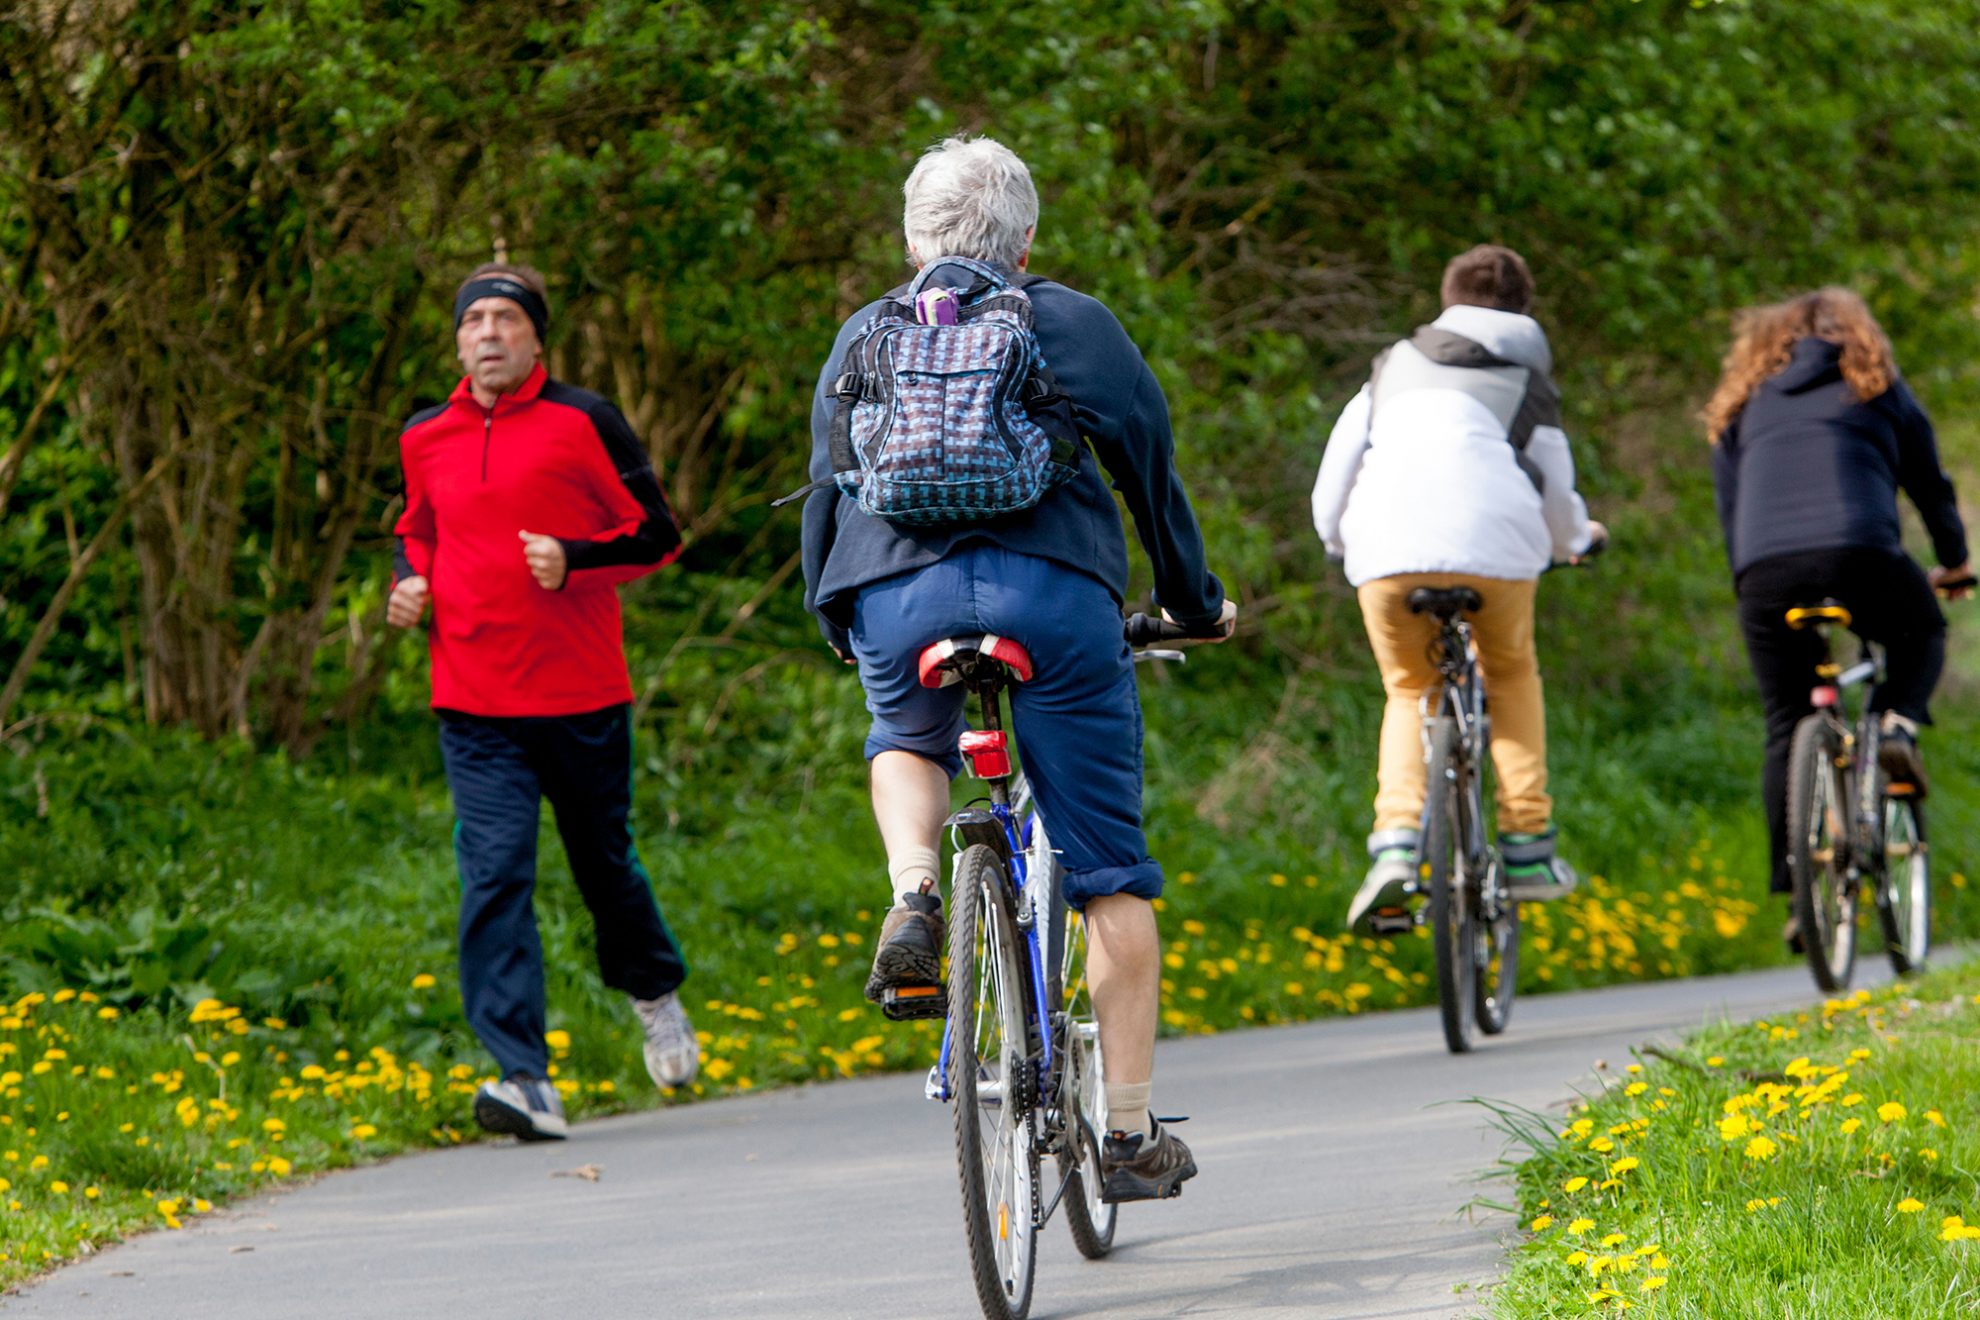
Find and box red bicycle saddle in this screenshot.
[916,634,1035,689]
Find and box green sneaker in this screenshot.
[1502,829,1579,902]
[1346,834,1420,935]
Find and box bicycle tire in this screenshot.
[1787,715,1856,992]
[1042,856,1116,1259]
[948,844,1039,1320]
[1879,795,1929,975]
[1474,859,1519,1036]
[1424,717,1476,1054]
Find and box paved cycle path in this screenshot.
[5,961,1890,1320]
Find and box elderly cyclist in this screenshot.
[799,136,1234,1201]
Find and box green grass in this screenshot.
[1487,959,1980,1317]
[1,438,1976,1285]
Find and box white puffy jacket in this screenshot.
[1311,305,1594,587]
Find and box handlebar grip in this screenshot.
[1938,571,1977,593]
[1124,613,1225,646]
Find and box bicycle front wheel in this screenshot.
[1787,715,1856,992]
[947,844,1039,1320]
[1879,795,1929,975]
[1424,717,1477,1054]
[1043,858,1116,1258]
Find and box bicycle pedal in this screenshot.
[880,984,947,1021]
[1367,909,1416,937]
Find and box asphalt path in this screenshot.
[5,961,1889,1320]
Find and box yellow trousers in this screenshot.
[1357,572,1551,837]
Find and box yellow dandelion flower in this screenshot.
[1601,1233,1628,1248]
[543,1030,571,1051]
[1879,1102,1908,1123]
[268,1156,292,1176]
[1897,1198,1925,1214]
[49,1181,67,1194]
[1567,1218,1595,1234]
[1640,1277,1667,1292]
[1925,1110,1947,1128]
[1563,1176,1590,1193]
[1531,1215,1554,1231]
[1841,1117,1863,1134]
[1744,1136,1779,1160]
[1610,1157,1640,1175]
[411,974,437,990]
[96,1006,119,1021]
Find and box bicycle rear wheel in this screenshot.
[947,844,1038,1320]
[1043,857,1116,1259]
[1787,715,1856,991]
[1879,795,1929,975]
[1424,717,1477,1054]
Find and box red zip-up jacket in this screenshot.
[393,363,682,716]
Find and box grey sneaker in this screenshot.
[473,1074,568,1141]
[1346,850,1418,935]
[633,991,699,1088]
[1100,1121,1197,1203]
[1503,829,1580,902]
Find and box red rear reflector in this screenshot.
[959,729,1011,779]
[1810,686,1839,708]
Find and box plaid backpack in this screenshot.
[790,257,1080,526]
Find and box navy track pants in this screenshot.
[438,703,687,1078]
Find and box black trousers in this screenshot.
[438,704,688,1078]
[1735,547,1945,894]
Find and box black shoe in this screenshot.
[864,891,944,1004]
[1100,1121,1197,1203]
[1878,726,1929,799]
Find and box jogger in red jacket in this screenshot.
[389,262,697,1141]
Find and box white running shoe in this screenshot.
[473,1074,568,1142]
[633,991,699,1088]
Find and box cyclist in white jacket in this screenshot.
[1312,245,1606,933]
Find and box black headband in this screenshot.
[454,277,549,343]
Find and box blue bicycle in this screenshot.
[891,615,1196,1320]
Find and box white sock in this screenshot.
[888,845,940,904]
[1105,1080,1154,1138]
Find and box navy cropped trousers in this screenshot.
[438,704,687,1079]
[849,544,1163,910]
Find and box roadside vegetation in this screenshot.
[1490,960,1980,1318]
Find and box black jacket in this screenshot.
[800,264,1224,654]
[1713,337,1966,578]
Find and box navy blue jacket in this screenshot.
[1713,337,1966,579]
[800,264,1225,653]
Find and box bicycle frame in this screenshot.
[1805,626,1889,879]
[1421,617,1492,893]
[927,669,1055,1110]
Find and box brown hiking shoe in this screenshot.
[863,892,944,1004]
[1100,1121,1197,1203]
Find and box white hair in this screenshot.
[901,136,1039,270]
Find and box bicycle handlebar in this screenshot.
[1124,613,1229,648]
[1937,570,1977,595]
